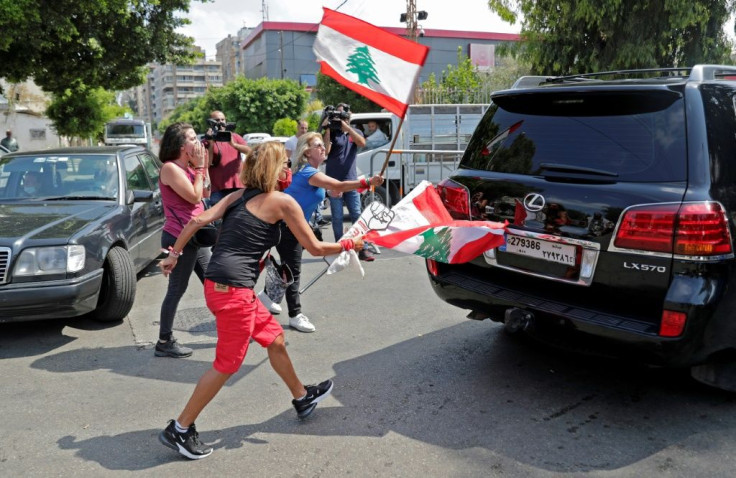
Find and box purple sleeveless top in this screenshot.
[160,163,205,238]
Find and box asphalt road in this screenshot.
[3,243,736,477]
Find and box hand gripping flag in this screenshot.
[361,181,507,263]
[313,8,430,117]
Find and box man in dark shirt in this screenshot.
[322,103,373,261]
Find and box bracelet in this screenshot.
[359,177,369,188]
[162,246,183,257]
[339,239,355,251]
[193,166,205,171]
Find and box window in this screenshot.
[124,155,151,190]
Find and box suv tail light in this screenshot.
[614,202,732,256]
[437,179,470,219]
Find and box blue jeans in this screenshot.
[329,190,361,240]
[159,230,212,340]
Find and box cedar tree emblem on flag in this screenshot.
[346,46,380,86]
[313,8,429,117]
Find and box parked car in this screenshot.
[0,146,165,323]
[427,65,736,391]
[242,133,272,145]
[266,136,289,144]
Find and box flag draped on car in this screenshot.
[362,181,507,263]
[313,7,430,117]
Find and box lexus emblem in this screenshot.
[523,193,545,212]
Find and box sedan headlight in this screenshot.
[13,245,86,276]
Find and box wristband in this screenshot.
[360,177,369,188]
[339,239,355,251]
[163,246,183,257]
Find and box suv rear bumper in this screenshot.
[428,268,712,367]
[0,270,103,322]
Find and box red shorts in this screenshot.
[204,279,283,374]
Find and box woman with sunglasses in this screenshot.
[258,132,384,333]
[157,141,365,460]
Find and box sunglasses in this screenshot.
[309,143,325,149]
[283,159,292,168]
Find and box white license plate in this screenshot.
[502,234,576,265]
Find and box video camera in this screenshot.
[205,118,237,142]
[323,104,351,130]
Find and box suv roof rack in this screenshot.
[543,65,736,84]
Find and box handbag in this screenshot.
[263,253,294,304]
[170,200,220,248]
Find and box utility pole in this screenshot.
[401,0,428,42]
[405,0,417,41]
[279,30,284,79]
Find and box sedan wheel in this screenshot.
[94,246,136,322]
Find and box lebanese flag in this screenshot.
[313,8,429,117]
[362,181,507,263]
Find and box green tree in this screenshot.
[273,118,297,136]
[0,0,206,95]
[162,77,308,136]
[316,73,380,113]
[46,86,130,140]
[487,0,734,74]
[420,47,484,103]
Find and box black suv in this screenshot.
[427,65,736,391]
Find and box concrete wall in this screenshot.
[0,111,64,151]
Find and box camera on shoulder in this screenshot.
[323,104,350,130]
[206,118,237,141]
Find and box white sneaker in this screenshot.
[257,290,282,314]
[289,313,315,333]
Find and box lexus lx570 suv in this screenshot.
[427,65,736,391]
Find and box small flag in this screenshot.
[313,8,430,117]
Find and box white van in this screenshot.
[104,119,151,149]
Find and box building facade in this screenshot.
[128,48,223,125]
[238,21,519,89]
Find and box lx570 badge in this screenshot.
[623,262,667,273]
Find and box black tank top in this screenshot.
[204,188,282,288]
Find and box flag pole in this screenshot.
[378,115,405,177]
[298,259,331,295]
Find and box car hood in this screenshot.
[0,202,115,242]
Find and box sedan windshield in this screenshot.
[0,154,119,200]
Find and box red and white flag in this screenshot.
[362,181,508,263]
[313,7,429,117]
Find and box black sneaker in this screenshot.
[292,380,334,419]
[154,337,193,358]
[158,420,213,460]
[317,218,331,227]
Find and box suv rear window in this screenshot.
[461,89,687,182]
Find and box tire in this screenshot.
[361,185,394,209]
[94,246,136,322]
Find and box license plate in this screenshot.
[502,234,576,265]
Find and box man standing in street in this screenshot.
[205,110,250,205]
[323,103,373,261]
[2,130,19,151]
[285,120,309,161]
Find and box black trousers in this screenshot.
[275,222,303,318]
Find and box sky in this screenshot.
[177,0,521,60]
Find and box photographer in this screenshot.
[204,110,251,205]
[322,103,373,261]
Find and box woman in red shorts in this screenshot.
[157,141,365,460]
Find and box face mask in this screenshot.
[277,168,292,191]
